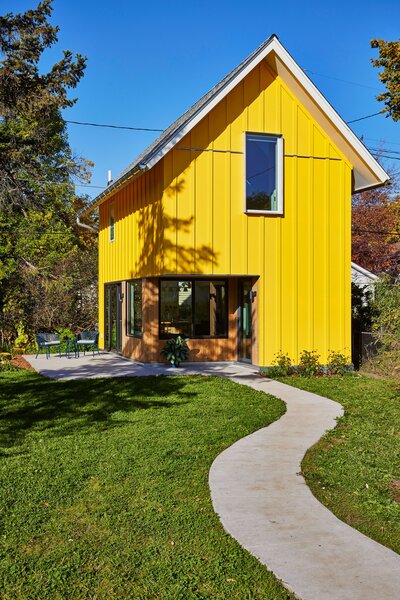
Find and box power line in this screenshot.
[374,154,400,162]
[10,176,106,190]
[65,120,164,133]
[353,228,399,235]
[4,230,81,236]
[346,111,384,124]
[304,69,381,92]
[367,147,400,156]
[75,183,106,189]
[63,110,385,134]
[365,137,400,147]
[4,227,97,237]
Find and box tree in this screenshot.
[0,1,97,346]
[371,38,400,122]
[372,275,400,348]
[0,0,90,212]
[352,166,400,277]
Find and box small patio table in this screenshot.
[66,339,77,359]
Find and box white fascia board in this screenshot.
[145,39,279,171]
[272,41,389,189]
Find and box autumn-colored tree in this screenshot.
[352,167,400,277]
[371,38,400,122]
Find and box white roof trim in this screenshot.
[351,262,379,281]
[85,35,389,214]
[146,37,388,185]
[271,41,389,187]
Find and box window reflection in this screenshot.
[160,280,192,337]
[159,279,227,338]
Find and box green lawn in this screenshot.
[0,367,293,600]
[279,375,400,554]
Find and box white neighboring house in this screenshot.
[351,262,378,300]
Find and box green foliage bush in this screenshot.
[54,327,75,342]
[160,336,190,367]
[360,277,400,378]
[265,350,352,378]
[266,352,293,377]
[298,350,322,378]
[326,351,350,376]
[372,276,400,349]
[13,323,29,348]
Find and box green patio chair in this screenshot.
[76,331,100,357]
[35,333,61,359]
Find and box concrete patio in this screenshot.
[24,351,246,380]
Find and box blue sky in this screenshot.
[5,0,400,198]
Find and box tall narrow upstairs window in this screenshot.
[109,204,115,241]
[245,133,283,215]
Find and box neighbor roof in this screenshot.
[351,262,379,281]
[82,35,389,217]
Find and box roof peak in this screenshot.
[82,35,388,216]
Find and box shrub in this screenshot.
[265,352,293,377]
[13,323,29,349]
[160,336,190,367]
[298,350,322,377]
[326,351,350,376]
[372,276,400,350]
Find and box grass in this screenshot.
[0,367,293,599]
[278,374,400,554]
[361,348,400,381]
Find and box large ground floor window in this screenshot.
[159,279,227,338]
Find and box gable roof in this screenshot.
[82,35,389,217]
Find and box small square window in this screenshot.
[245,133,283,214]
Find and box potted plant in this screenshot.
[161,336,190,367]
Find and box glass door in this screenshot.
[238,280,252,363]
[104,283,123,353]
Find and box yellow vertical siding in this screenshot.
[210,99,230,274]
[228,81,248,274]
[174,134,195,274]
[98,66,353,365]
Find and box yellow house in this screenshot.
[82,35,388,368]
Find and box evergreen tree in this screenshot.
[0,1,97,345]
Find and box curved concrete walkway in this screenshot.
[209,372,400,600]
[25,354,400,597]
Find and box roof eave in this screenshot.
[80,164,148,217]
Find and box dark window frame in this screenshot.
[158,278,229,340]
[126,278,143,338]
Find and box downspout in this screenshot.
[76,214,98,233]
